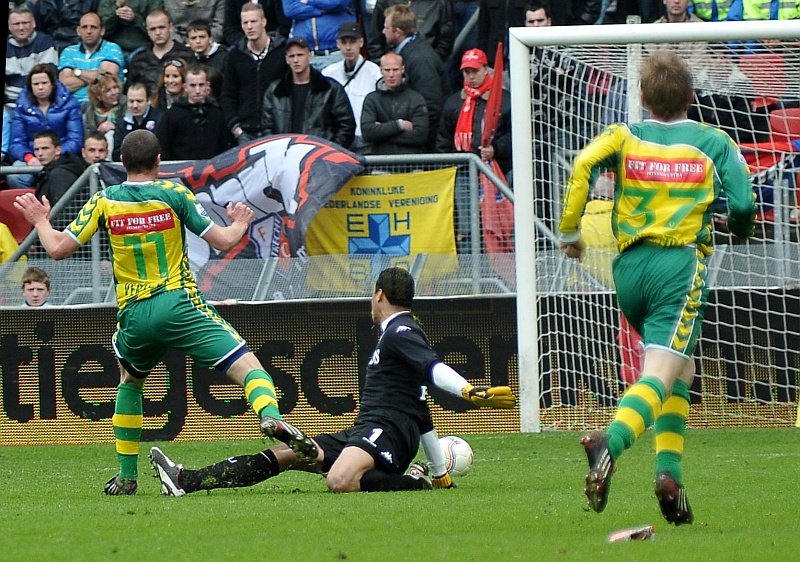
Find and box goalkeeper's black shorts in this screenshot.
[314,408,421,475]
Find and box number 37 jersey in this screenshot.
[66,180,213,309]
[560,120,755,254]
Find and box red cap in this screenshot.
[460,48,488,70]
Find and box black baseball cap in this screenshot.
[286,36,310,50]
[337,21,361,40]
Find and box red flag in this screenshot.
[481,43,504,150]
[479,43,514,284]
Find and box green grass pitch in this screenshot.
[1,429,798,561]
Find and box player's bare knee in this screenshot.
[325,472,360,493]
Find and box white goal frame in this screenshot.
[509,20,800,432]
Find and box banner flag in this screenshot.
[305,168,457,292]
[99,135,365,276]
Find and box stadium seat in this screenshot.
[768,109,800,223]
[0,188,35,243]
[739,108,800,222]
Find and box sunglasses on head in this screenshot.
[92,71,115,84]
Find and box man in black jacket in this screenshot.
[361,52,429,155]
[383,4,443,151]
[17,131,87,256]
[155,65,231,160]
[33,131,100,231]
[221,3,289,145]
[261,37,355,149]
[127,9,194,94]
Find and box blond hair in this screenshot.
[88,73,122,109]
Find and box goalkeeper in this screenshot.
[151,267,516,496]
[559,51,755,525]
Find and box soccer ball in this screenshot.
[440,435,474,476]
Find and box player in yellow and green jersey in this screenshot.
[13,130,317,495]
[558,51,755,525]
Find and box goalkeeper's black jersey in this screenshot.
[358,311,438,426]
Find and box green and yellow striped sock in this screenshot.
[607,376,666,460]
[655,379,690,484]
[244,370,281,420]
[112,383,143,480]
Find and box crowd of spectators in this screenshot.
[3,0,799,215]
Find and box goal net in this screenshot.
[509,20,800,431]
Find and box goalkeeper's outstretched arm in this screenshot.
[429,362,516,408]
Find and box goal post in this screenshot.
[509,20,800,432]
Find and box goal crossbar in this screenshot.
[508,19,800,46]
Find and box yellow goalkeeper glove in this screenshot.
[461,384,516,408]
[431,471,455,489]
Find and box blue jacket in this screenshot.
[283,0,353,51]
[9,81,84,162]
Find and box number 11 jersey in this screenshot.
[66,180,213,310]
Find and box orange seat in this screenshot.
[736,106,800,222]
[739,108,800,174]
[0,188,36,243]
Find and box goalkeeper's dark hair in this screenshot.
[375,267,415,309]
[640,51,693,121]
[120,130,161,174]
